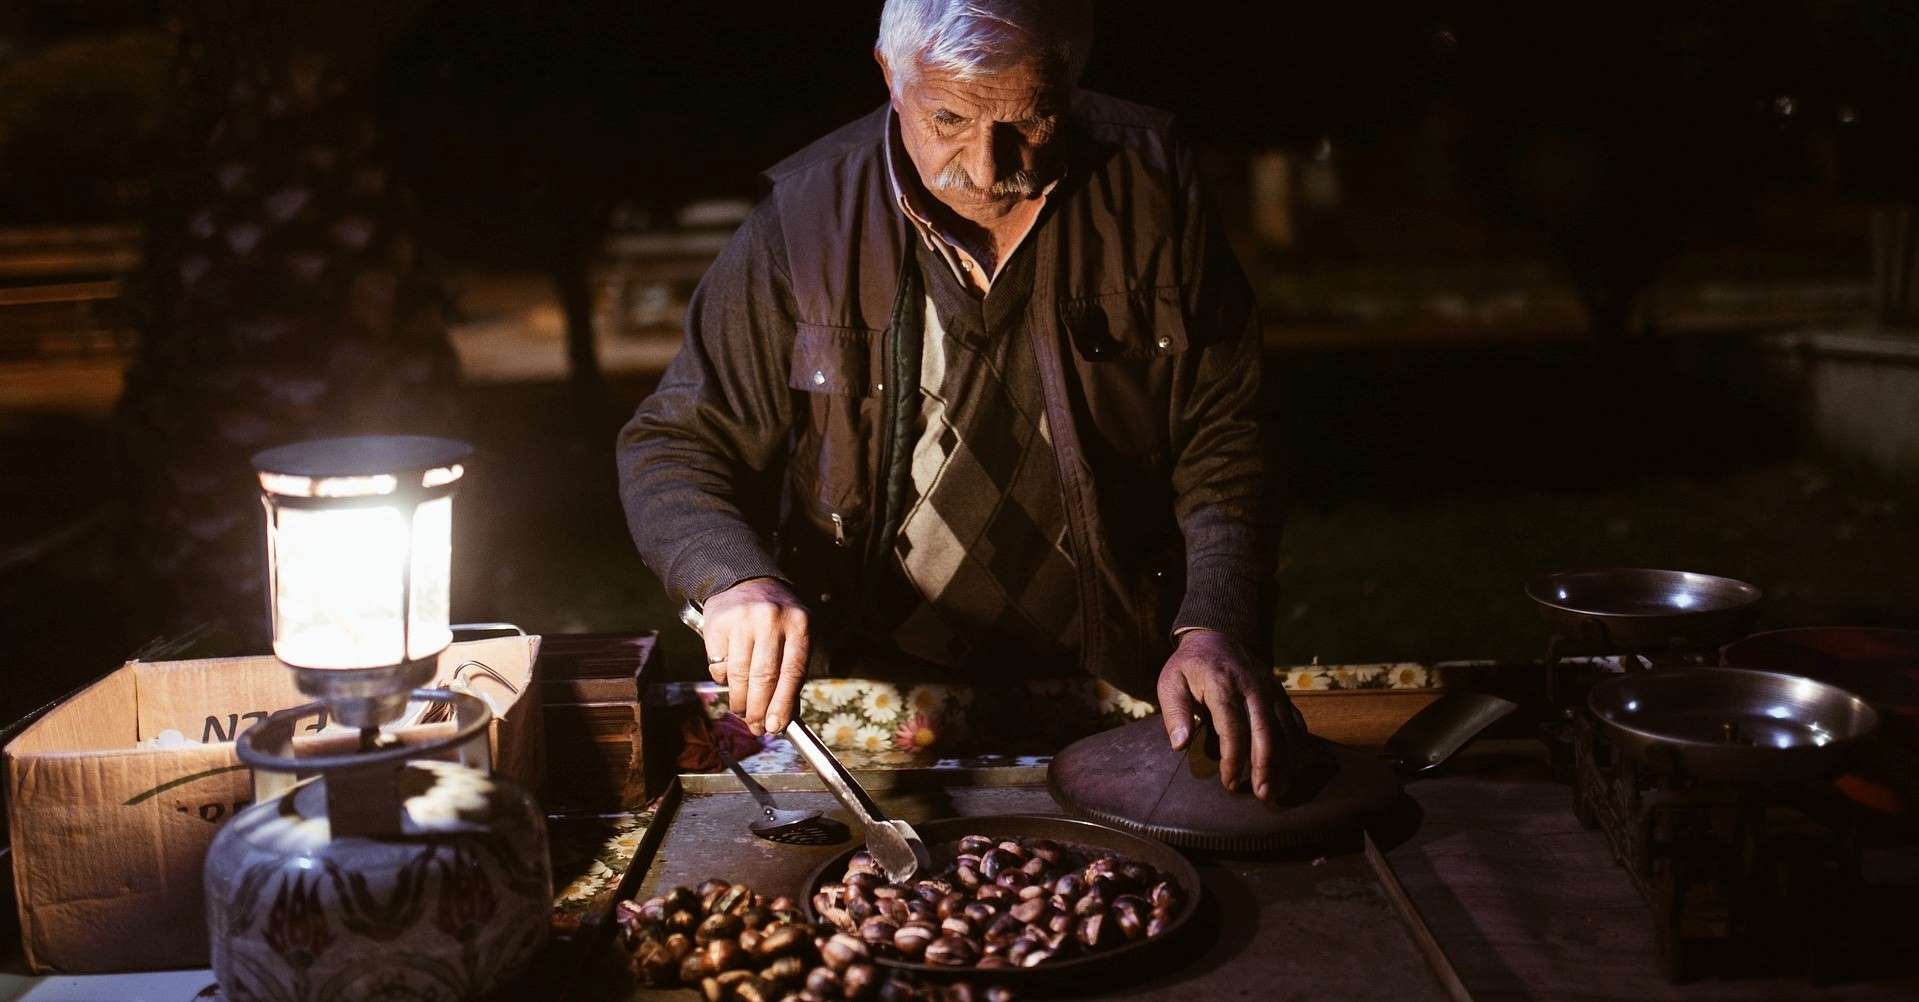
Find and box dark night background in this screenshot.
[2,2,1917,722]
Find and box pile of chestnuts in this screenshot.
[810,835,1182,972]
[617,878,1011,1001]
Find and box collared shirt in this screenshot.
[882,108,1058,295]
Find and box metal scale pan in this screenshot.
[1529,568,1761,655]
[1588,667,1880,785]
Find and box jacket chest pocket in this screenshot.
[787,323,884,520]
[1057,287,1190,466]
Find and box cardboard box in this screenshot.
[3,634,544,974]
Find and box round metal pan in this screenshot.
[1529,568,1761,653]
[802,814,1201,986]
[1722,627,1919,720]
[1589,668,1879,784]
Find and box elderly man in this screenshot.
[618,0,1299,798]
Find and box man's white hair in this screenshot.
[877,0,1094,90]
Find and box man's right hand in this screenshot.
[701,577,810,736]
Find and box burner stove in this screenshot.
[1571,707,1866,982]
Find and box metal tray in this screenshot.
[575,768,1466,1000]
[801,814,1204,985]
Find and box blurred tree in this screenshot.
[380,0,652,401]
[116,1,458,645]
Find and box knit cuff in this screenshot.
[665,527,789,608]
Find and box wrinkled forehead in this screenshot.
[900,56,1070,115]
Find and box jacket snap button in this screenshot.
[874,382,884,392]
[1156,336,1172,350]
[819,592,832,604]
[813,370,826,386]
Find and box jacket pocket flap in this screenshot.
[1058,287,1190,362]
[789,324,880,396]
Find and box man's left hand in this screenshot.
[1156,629,1305,802]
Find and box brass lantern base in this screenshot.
[288,656,438,730]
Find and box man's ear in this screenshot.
[875,48,893,94]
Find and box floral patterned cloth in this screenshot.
[647,660,1479,760]
[547,811,654,935]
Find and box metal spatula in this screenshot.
[716,740,850,846]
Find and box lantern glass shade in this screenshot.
[254,436,470,672]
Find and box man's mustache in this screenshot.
[933,160,1040,199]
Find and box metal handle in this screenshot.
[783,716,894,830]
[716,739,780,815]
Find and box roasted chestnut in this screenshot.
[821,932,869,971]
[757,924,807,959]
[697,911,743,944]
[805,965,842,996]
[760,954,806,986]
[978,848,1019,879]
[860,916,899,946]
[843,962,878,999]
[1077,912,1116,949]
[704,937,749,974]
[975,884,1012,906]
[664,885,702,915]
[678,949,709,984]
[955,863,983,889]
[983,912,1026,947]
[731,974,775,1002]
[631,938,678,986]
[924,933,980,966]
[894,923,935,958]
[711,883,752,917]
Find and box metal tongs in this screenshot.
[682,603,932,883]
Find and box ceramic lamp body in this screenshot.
[205,759,551,1002]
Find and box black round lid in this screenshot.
[1048,714,1403,852]
[251,435,472,478]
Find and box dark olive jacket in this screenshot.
[616,90,1274,698]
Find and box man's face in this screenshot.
[883,54,1068,227]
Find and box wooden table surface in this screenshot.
[1388,741,1919,1000]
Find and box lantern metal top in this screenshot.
[253,435,471,479]
[253,435,471,500]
